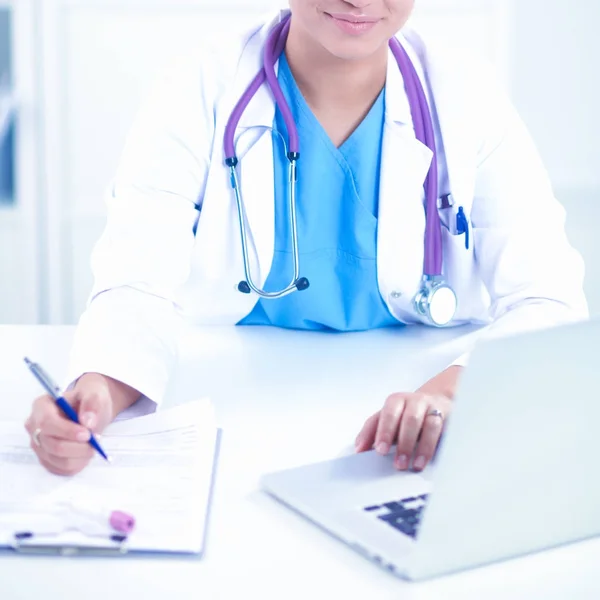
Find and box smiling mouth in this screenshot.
[327,13,380,23]
[325,13,381,34]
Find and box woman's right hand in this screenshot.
[24,373,120,476]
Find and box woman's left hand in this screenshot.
[354,366,462,472]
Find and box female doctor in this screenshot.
[26,1,587,476]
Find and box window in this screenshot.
[0,7,14,206]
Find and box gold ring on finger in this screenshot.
[426,408,444,423]
[32,427,42,447]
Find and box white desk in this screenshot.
[1,325,599,600]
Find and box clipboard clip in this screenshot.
[12,531,129,556]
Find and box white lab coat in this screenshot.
[66,10,588,405]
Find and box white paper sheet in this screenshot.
[0,399,218,553]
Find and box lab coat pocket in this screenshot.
[437,198,470,252]
[439,205,487,322]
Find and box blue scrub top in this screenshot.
[238,54,402,332]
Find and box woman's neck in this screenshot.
[284,21,388,112]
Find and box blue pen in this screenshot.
[24,357,111,462]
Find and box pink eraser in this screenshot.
[109,511,136,534]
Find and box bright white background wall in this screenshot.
[510,0,599,193]
[508,1,600,320]
[0,0,599,325]
[0,0,41,325]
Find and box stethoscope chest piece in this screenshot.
[414,277,457,327]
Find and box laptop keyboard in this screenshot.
[363,494,429,539]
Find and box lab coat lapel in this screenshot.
[400,29,478,302]
[377,44,434,320]
[418,38,475,212]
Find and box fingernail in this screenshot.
[376,442,390,456]
[396,455,409,470]
[413,456,426,471]
[354,436,362,451]
[76,430,91,442]
[81,412,96,429]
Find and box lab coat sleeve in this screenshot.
[65,52,217,407]
[450,64,588,367]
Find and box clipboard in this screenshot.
[11,532,129,556]
[1,412,222,558]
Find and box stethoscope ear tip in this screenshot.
[296,278,310,292]
[238,278,309,296]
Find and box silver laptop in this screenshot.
[260,319,600,581]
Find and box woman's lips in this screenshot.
[325,13,380,35]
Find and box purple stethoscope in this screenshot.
[223,15,460,327]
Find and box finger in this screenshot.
[395,397,428,471]
[27,394,90,443]
[374,395,406,456]
[32,442,91,477]
[413,411,445,472]
[36,452,70,477]
[25,396,89,441]
[24,396,51,435]
[71,387,112,432]
[355,412,380,452]
[38,435,96,460]
[39,455,90,477]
